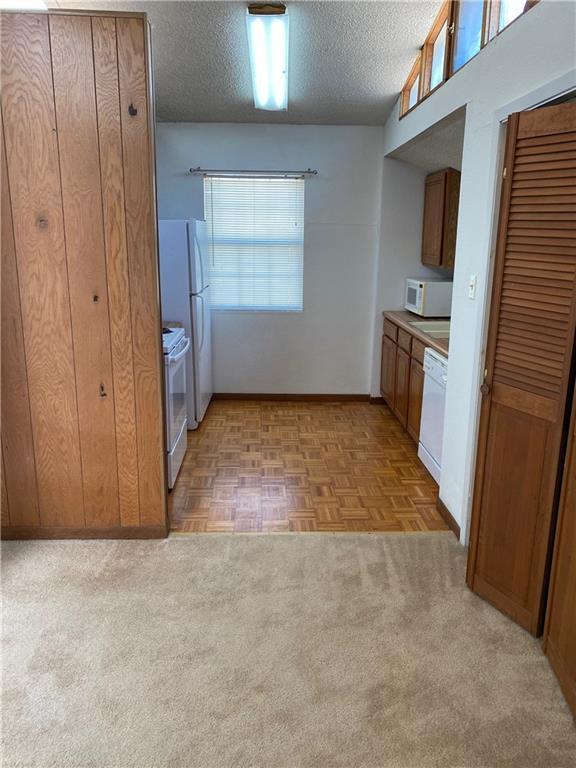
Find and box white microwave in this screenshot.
[405,278,453,317]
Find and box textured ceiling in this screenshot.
[389,106,466,171]
[51,1,442,125]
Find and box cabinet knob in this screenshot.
[99,383,107,398]
[480,382,491,396]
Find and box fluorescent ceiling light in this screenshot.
[246,7,289,111]
[0,0,48,8]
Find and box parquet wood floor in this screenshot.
[169,400,448,533]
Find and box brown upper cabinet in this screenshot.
[421,168,460,269]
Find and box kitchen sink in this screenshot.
[408,320,451,333]
[425,330,450,339]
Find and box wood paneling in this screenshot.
[1,11,166,538]
[1,450,10,526]
[1,13,84,527]
[544,387,576,719]
[50,14,119,528]
[117,17,165,527]
[1,120,40,526]
[93,15,140,527]
[467,103,576,635]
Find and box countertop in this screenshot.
[383,310,449,357]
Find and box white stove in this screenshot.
[162,325,189,489]
[162,326,185,355]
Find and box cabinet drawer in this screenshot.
[412,338,426,364]
[383,319,398,342]
[398,328,412,354]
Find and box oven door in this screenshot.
[165,336,190,451]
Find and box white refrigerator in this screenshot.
[158,219,213,430]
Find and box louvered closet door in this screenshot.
[467,103,576,635]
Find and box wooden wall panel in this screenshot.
[1,13,84,527]
[49,14,119,528]
[1,10,166,538]
[1,450,10,527]
[1,121,40,526]
[92,16,140,527]
[544,386,576,718]
[117,17,166,527]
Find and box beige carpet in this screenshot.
[2,533,575,768]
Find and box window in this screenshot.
[401,55,422,115]
[203,176,305,311]
[408,75,420,109]
[452,0,484,71]
[399,1,539,118]
[421,2,451,98]
[498,0,527,29]
[430,21,448,90]
[487,0,529,38]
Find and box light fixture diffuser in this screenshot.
[246,6,289,111]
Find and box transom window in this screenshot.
[203,176,305,312]
[400,0,539,117]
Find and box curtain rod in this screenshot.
[189,167,318,179]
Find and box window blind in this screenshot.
[203,176,305,311]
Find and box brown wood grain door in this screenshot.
[407,358,424,442]
[394,348,410,428]
[1,11,166,538]
[421,171,446,266]
[467,103,576,635]
[381,336,397,408]
[544,385,576,718]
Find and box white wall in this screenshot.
[156,123,384,394]
[381,0,576,542]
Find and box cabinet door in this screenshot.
[544,387,576,718]
[466,103,576,635]
[394,348,410,428]
[441,169,461,269]
[380,336,397,408]
[421,171,446,266]
[407,358,424,442]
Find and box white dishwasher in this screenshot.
[418,348,448,484]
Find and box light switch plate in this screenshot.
[468,275,477,300]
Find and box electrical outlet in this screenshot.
[468,275,477,300]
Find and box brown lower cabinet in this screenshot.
[394,348,411,427]
[380,335,397,410]
[407,358,425,442]
[380,317,425,444]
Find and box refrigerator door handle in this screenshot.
[194,229,205,292]
[197,294,205,353]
